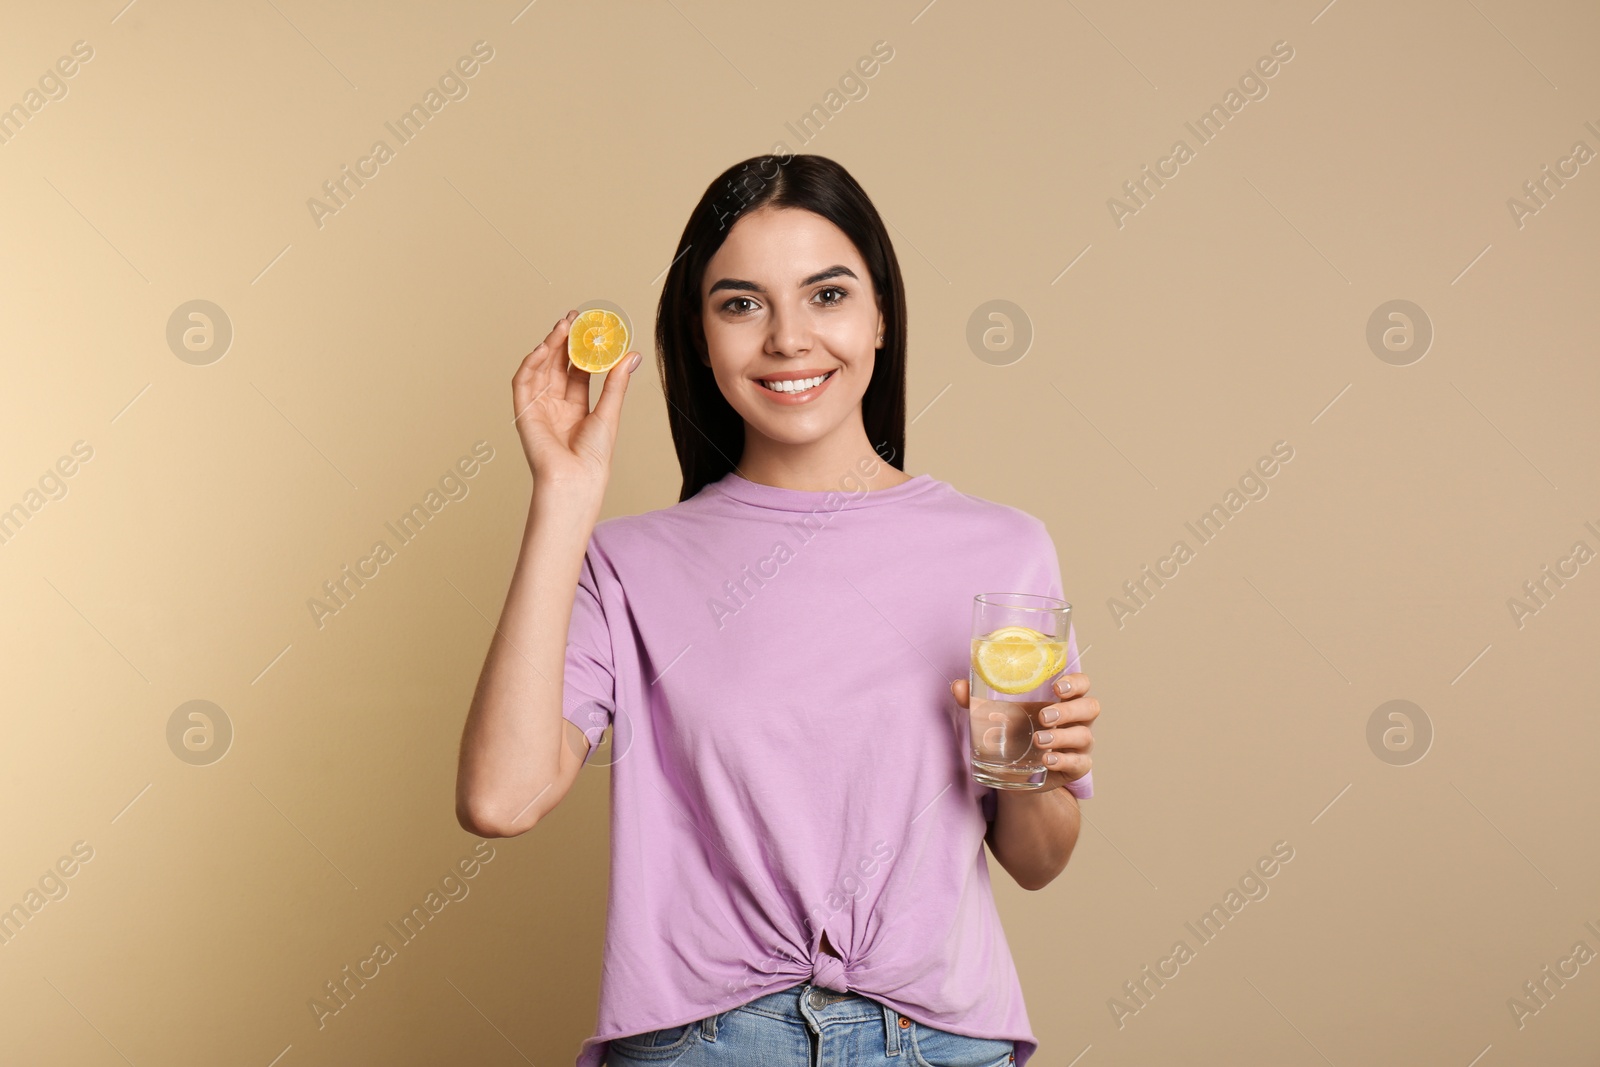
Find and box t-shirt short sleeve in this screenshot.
[1061,620,1092,799]
[1040,520,1093,801]
[562,547,617,766]
[977,518,1094,815]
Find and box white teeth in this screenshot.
[760,372,831,393]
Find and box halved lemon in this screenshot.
[971,625,1068,694]
[567,308,630,373]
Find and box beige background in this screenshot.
[2,0,1597,1063]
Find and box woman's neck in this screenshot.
[736,429,910,492]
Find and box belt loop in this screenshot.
[883,1003,902,1055]
[701,1010,720,1041]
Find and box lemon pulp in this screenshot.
[568,308,630,372]
[971,625,1067,694]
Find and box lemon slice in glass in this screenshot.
[983,627,1066,674]
[971,625,1068,694]
[568,308,629,373]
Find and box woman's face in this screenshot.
[697,206,885,449]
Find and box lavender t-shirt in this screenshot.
[561,464,1091,1067]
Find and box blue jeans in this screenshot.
[605,981,1016,1066]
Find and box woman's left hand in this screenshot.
[1033,673,1097,789]
[949,673,1098,791]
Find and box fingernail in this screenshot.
[625,352,642,373]
[1035,732,1053,745]
[1041,708,1059,725]
[1045,754,1059,766]
[1055,678,1071,696]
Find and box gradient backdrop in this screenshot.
[2,1,1597,1064]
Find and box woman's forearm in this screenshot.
[986,785,1081,891]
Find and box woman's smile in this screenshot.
[754,367,839,403]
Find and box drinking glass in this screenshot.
[968,592,1072,790]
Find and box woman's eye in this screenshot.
[815,286,847,306]
[722,297,757,314]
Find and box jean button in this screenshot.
[807,990,826,1009]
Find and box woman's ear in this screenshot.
[875,303,886,349]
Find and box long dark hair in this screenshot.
[654,154,908,502]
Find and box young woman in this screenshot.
[456,154,1100,1067]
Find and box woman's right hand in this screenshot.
[512,308,643,504]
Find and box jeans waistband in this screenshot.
[741,981,861,1015]
[721,981,908,1055]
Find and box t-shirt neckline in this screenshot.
[709,469,940,512]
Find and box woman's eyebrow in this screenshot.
[708,265,858,296]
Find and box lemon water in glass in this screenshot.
[969,593,1071,790]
